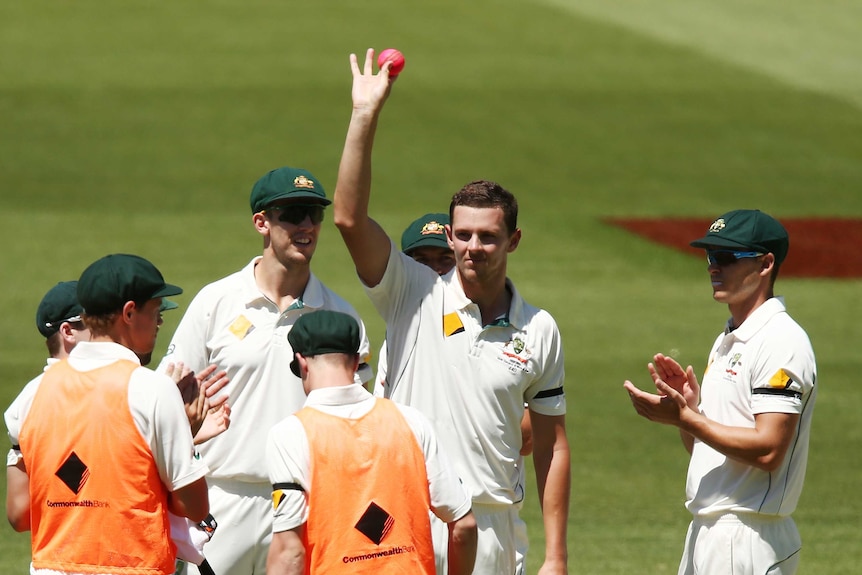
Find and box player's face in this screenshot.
[706,248,771,309]
[448,205,520,287]
[409,246,455,276]
[128,298,164,356]
[260,201,325,266]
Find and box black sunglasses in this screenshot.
[705,250,764,266]
[267,204,325,225]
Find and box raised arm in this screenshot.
[333,48,399,288]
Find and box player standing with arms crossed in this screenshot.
[160,167,373,575]
[333,49,570,575]
[624,209,817,575]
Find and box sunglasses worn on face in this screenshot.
[267,204,325,225]
[706,250,764,266]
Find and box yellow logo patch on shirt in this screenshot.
[769,368,793,389]
[272,489,286,511]
[443,312,464,337]
[228,315,253,340]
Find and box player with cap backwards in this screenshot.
[265,310,477,575]
[5,281,91,528]
[334,50,570,575]
[624,209,817,575]
[8,254,211,575]
[160,166,373,575]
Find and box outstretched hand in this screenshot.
[350,48,394,115]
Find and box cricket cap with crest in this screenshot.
[250,166,330,213]
[690,209,789,265]
[400,213,450,254]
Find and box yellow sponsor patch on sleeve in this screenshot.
[769,368,793,389]
[272,489,285,511]
[228,315,253,340]
[443,312,464,337]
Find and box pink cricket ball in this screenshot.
[378,48,405,78]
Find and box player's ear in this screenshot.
[759,253,775,276]
[252,211,269,236]
[507,228,522,253]
[122,301,136,324]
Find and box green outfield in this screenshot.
[1,1,860,572]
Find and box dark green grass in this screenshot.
[2,1,861,573]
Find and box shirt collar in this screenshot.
[69,341,144,365]
[724,296,786,342]
[239,256,326,310]
[305,384,371,407]
[445,272,527,329]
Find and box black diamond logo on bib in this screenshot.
[56,451,89,494]
[354,502,394,545]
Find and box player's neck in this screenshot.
[463,277,511,325]
[254,256,311,311]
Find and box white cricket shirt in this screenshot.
[366,242,566,506]
[159,257,372,482]
[686,297,817,517]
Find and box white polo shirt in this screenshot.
[266,384,472,533]
[10,342,207,492]
[366,242,566,506]
[159,257,372,483]
[686,297,817,517]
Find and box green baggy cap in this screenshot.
[288,310,360,377]
[400,212,450,254]
[78,254,183,315]
[690,209,789,265]
[36,281,84,338]
[250,166,330,213]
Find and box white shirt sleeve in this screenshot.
[266,417,310,533]
[397,404,472,523]
[128,367,209,491]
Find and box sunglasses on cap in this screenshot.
[44,315,83,330]
[706,250,764,266]
[265,204,325,225]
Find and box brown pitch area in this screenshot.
[605,218,862,278]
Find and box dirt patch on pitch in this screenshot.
[605,218,862,278]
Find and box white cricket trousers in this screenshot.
[431,502,527,575]
[678,512,801,575]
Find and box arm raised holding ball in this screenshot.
[333,48,398,288]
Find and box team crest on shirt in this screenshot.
[498,336,531,374]
[724,353,742,377]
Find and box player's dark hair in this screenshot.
[449,180,518,235]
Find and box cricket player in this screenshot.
[160,167,373,575]
[266,310,477,575]
[624,209,817,575]
[9,254,211,574]
[333,50,570,575]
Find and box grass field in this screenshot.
[2,1,861,573]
